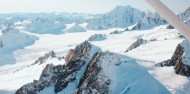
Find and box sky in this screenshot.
[0,0,189,14]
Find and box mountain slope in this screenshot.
[16,41,101,94]
[0,25,38,66]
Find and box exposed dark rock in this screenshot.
[16,41,101,94]
[15,64,62,94]
[125,39,147,52]
[155,59,172,67]
[124,28,129,31]
[110,30,125,34]
[131,21,142,30]
[32,51,56,65]
[156,40,190,77]
[57,56,65,61]
[150,38,157,41]
[179,34,185,38]
[0,40,3,48]
[65,41,97,66]
[13,51,57,73]
[87,34,107,41]
[75,52,112,94]
[166,24,174,29]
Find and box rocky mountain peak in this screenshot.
[156,39,190,77]
[16,41,101,94]
[65,41,100,65]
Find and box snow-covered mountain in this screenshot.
[86,6,168,30]
[86,6,145,29]
[0,25,38,66]
[66,24,86,33]
[1,5,190,94]
[25,18,66,34]
[129,11,167,30]
[166,7,190,29]
[0,6,168,32]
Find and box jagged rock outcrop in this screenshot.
[75,52,111,94]
[15,41,101,94]
[110,30,125,34]
[166,24,174,29]
[125,39,147,52]
[16,41,170,94]
[16,64,65,94]
[87,34,107,41]
[32,51,56,65]
[156,40,190,77]
[76,51,170,94]
[179,34,185,38]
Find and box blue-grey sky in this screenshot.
[0,0,189,13]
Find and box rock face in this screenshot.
[32,51,56,65]
[125,39,147,52]
[76,51,170,94]
[87,34,107,41]
[16,64,65,94]
[166,24,174,29]
[15,41,101,94]
[156,40,190,77]
[75,52,112,94]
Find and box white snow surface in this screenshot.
[0,24,190,94]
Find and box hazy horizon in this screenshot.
[0,0,189,14]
